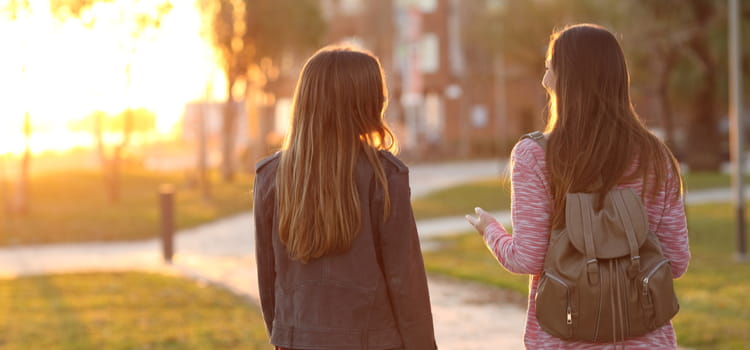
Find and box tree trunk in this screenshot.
[221,81,237,183]
[685,33,722,171]
[102,109,133,204]
[0,155,8,214]
[16,147,30,215]
[107,146,122,203]
[13,112,32,215]
[198,107,211,200]
[656,48,678,155]
[245,80,269,168]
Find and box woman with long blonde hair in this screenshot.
[467,24,690,349]
[253,46,436,350]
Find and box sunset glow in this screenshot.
[0,0,228,155]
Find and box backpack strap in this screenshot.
[521,131,547,150]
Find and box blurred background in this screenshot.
[0,0,748,349]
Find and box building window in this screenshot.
[320,0,335,20]
[339,0,363,15]
[420,0,437,12]
[471,104,489,128]
[486,0,505,12]
[275,98,293,135]
[424,93,444,141]
[339,36,365,50]
[420,33,439,73]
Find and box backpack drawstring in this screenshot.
[615,259,627,349]
[609,260,627,350]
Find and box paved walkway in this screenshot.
[0,159,725,349]
[0,210,523,349]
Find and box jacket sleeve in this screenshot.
[376,170,437,349]
[253,174,276,336]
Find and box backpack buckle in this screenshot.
[628,255,642,278]
[586,258,599,284]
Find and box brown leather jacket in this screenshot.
[253,150,437,350]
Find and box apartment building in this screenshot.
[258,0,546,159]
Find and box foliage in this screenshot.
[0,170,253,246]
[197,0,325,181]
[48,0,111,21]
[0,272,270,349]
[70,109,157,135]
[244,0,326,69]
[469,0,750,171]
[197,0,325,83]
[0,0,29,20]
[48,0,174,202]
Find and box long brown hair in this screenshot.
[544,24,682,230]
[276,46,397,263]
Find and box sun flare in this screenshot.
[0,0,227,156]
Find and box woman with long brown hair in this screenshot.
[467,24,690,349]
[253,46,436,350]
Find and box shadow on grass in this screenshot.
[0,272,271,349]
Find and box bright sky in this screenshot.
[0,0,227,155]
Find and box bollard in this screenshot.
[159,184,175,263]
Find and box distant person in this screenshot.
[253,46,437,350]
[466,24,690,349]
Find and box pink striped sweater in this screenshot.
[483,138,691,349]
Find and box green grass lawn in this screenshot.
[682,172,750,191]
[422,202,750,350]
[411,172,746,221]
[412,177,510,220]
[0,272,271,349]
[423,232,528,295]
[0,170,253,246]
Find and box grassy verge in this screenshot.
[682,172,750,191]
[0,272,270,349]
[0,170,253,246]
[412,178,510,220]
[422,202,750,350]
[423,233,528,295]
[411,172,746,221]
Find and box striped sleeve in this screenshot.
[483,139,551,275]
[653,170,691,278]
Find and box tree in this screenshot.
[198,0,248,183]
[198,0,325,182]
[51,0,172,202]
[616,1,700,153]
[470,0,742,171]
[71,109,156,202]
[681,0,725,171]
[2,0,32,215]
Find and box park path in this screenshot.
[0,159,725,349]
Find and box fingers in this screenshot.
[465,214,479,227]
[476,207,492,221]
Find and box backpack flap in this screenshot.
[565,189,649,272]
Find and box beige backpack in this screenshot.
[524,131,679,343]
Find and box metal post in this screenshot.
[159,184,175,263]
[729,0,746,262]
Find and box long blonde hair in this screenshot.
[544,24,682,230]
[276,46,397,263]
